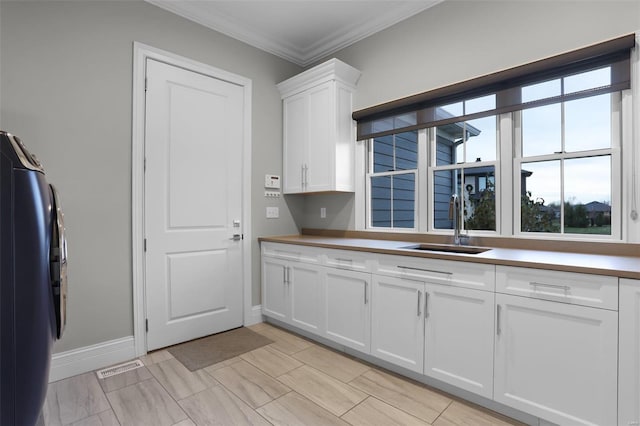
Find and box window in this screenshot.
[516,70,619,236]
[430,112,498,232]
[356,34,635,240]
[368,131,418,229]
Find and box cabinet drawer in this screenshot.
[323,249,373,272]
[261,242,320,264]
[496,266,618,310]
[374,254,495,291]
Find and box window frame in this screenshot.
[513,91,622,240]
[366,133,420,231]
[427,117,501,235]
[362,89,625,241]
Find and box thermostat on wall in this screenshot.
[265,174,281,189]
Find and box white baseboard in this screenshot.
[51,306,263,383]
[245,304,263,326]
[49,336,136,383]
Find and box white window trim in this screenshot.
[623,31,640,243]
[354,137,367,230]
[417,129,429,232]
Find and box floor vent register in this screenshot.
[96,359,145,380]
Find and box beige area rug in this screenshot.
[167,327,273,371]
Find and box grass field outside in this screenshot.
[564,225,611,235]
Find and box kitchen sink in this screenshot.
[401,244,491,255]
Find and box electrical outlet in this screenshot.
[266,207,279,218]
[320,207,326,218]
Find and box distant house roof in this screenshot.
[435,107,482,140]
[585,201,611,213]
[463,166,531,177]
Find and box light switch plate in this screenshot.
[266,207,279,218]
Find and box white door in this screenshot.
[145,58,244,351]
[324,268,371,353]
[423,284,494,399]
[371,275,425,373]
[494,293,618,426]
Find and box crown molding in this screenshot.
[145,1,442,67]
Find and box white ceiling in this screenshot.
[145,1,443,67]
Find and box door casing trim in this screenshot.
[132,42,253,356]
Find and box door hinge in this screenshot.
[144,157,146,172]
[145,319,148,332]
[242,234,244,240]
[144,238,147,252]
[144,77,148,92]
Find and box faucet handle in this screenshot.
[448,194,459,220]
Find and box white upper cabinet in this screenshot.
[278,59,361,194]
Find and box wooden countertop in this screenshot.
[259,234,640,280]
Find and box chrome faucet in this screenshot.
[449,194,461,245]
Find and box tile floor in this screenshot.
[43,322,523,426]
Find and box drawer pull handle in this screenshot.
[530,282,570,292]
[425,292,429,318]
[364,282,368,305]
[496,304,502,335]
[397,265,452,276]
[417,291,422,317]
[333,258,353,263]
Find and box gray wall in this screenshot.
[1,0,638,354]
[298,0,640,230]
[0,0,302,353]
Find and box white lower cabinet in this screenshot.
[619,279,640,426]
[262,257,289,322]
[262,243,631,426]
[324,268,371,353]
[371,275,425,373]
[424,283,495,399]
[262,256,323,335]
[494,293,618,426]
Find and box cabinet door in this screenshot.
[262,257,289,321]
[371,275,424,373]
[306,82,333,192]
[282,93,307,194]
[424,284,494,399]
[494,293,618,426]
[289,263,323,334]
[619,279,640,426]
[325,268,371,353]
